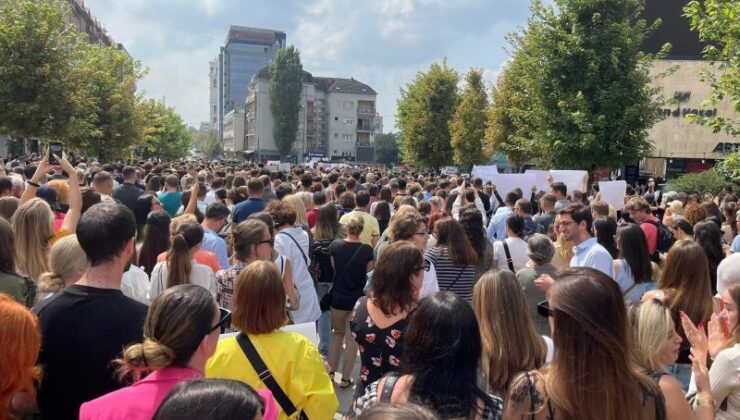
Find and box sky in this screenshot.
[84,0,538,131]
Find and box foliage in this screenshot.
[0,0,82,141]
[374,132,400,165]
[396,61,459,170]
[138,98,192,162]
[667,169,726,196]
[66,44,146,160]
[485,46,541,170]
[199,129,222,160]
[269,45,303,159]
[497,0,662,170]
[683,0,739,136]
[449,68,491,171]
[716,151,740,185]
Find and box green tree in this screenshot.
[139,98,192,161]
[396,61,459,169]
[200,129,222,160]
[507,0,662,170]
[485,44,544,170]
[269,45,303,159]
[450,68,490,171]
[0,0,82,141]
[374,132,400,165]
[66,44,146,159]
[684,0,739,136]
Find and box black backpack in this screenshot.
[309,239,334,283]
[644,219,675,258]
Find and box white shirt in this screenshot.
[121,265,150,304]
[492,237,529,272]
[420,263,440,298]
[274,226,321,323]
[148,260,217,303]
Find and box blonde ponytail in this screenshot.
[117,338,175,382]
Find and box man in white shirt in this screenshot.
[558,203,614,278]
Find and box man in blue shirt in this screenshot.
[232,178,265,223]
[487,191,518,243]
[201,202,231,269]
[558,203,614,278]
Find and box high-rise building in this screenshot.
[244,67,379,163]
[209,59,218,129]
[212,26,285,143]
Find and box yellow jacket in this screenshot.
[206,331,338,419]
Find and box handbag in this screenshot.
[236,333,308,419]
[320,244,365,312]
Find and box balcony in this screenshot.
[356,122,373,132]
[356,107,375,115]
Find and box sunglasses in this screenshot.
[537,300,555,318]
[259,238,275,247]
[413,261,430,272]
[209,307,232,334]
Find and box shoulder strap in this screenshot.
[445,265,467,291]
[31,288,64,314]
[525,372,537,420]
[379,372,401,403]
[334,244,365,282]
[501,240,515,272]
[279,231,308,266]
[235,333,305,418]
[623,281,639,297]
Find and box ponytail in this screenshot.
[166,234,192,288]
[37,272,65,294]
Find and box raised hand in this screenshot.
[680,310,708,364]
[707,312,729,359]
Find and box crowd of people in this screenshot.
[1,151,739,419]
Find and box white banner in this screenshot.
[549,170,587,196]
[524,170,551,193]
[278,163,292,172]
[492,173,537,196]
[266,160,280,172]
[440,166,458,176]
[471,165,499,183]
[598,181,627,211]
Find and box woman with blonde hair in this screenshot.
[207,261,338,418]
[14,153,81,281]
[474,270,549,397]
[37,235,87,299]
[80,284,278,420]
[0,294,42,420]
[627,299,716,420]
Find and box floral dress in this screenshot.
[349,297,411,395]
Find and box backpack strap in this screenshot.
[501,240,515,272]
[235,333,307,419]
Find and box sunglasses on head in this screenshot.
[537,300,555,318]
[209,307,232,334]
[413,261,430,272]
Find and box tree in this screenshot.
[684,0,739,136]
[396,61,459,170]
[138,98,192,162]
[504,0,662,170]
[485,45,543,170]
[200,129,222,160]
[0,0,82,141]
[449,68,490,171]
[269,45,303,159]
[66,44,146,159]
[374,132,400,165]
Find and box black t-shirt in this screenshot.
[112,183,144,214]
[33,284,148,420]
[329,240,374,311]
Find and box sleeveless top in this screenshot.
[614,259,656,301]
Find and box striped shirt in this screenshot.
[425,246,476,303]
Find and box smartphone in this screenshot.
[49,142,63,165]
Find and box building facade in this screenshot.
[209,59,219,129]
[222,107,246,158]
[213,26,285,143]
[641,0,738,178]
[244,68,379,163]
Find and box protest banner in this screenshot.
[598,181,627,210]
[491,173,537,196]
[471,165,499,183]
[524,170,550,193]
[549,170,587,196]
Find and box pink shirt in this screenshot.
[79,366,279,420]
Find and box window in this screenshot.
[342,134,353,143]
[344,119,353,125]
[334,133,338,138]
[264,47,268,53]
[334,116,338,121]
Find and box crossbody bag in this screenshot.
[236,333,308,419]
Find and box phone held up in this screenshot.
[49,142,63,165]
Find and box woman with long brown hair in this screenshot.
[425,218,477,302]
[148,222,216,302]
[474,270,549,397]
[643,239,714,391]
[503,268,665,420]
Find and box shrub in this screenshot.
[666,169,726,196]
